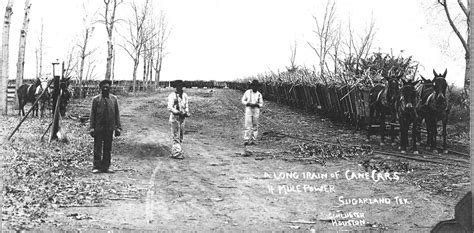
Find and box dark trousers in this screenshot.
[93,130,114,170]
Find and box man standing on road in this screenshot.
[168,80,190,159]
[89,80,122,173]
[241,79,263,146]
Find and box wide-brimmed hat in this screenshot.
[173,80,184,87]
[99,79,112,87]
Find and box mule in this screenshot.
[367,74,401,145]
[51,76,72,117]
[414,75,432,144]
[17,78,42,116]
[35,79,51,117]
[416,69,450,153]
[395,79,420,154]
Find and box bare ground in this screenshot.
[1,88,470,231]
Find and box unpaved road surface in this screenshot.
[3,88,470,231]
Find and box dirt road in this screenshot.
[3,88,469,231]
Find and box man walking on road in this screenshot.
[168,80,190,159]
[89,80,122,173]
[241,79,263,146]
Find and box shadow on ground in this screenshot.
[115,141,170,158]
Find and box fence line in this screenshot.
[226,82,372,129]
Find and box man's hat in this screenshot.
[99,79,112,87]
[250,79,260,87]
[173,80,184,87]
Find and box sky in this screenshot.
[1,0,467,86]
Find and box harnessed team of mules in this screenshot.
[17,76,71,118]
[367,69,450,154]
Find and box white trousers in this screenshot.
[170,118,185,157]
[243,107,260,141]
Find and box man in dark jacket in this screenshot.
[89,80,122,173]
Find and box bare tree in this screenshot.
[436,0,469,96]
[147,41,154,88]
[286,41,298,72]
[142,39,148,90]
[0,0,14,115]
[77,2,98,98]
[307,0,339,84]
[63,46,78,79]
[35,20,44,79]
[85,56,98,81]
[153,11,170,89]
[14,0,31,109]
[143,42,155,90]
[327,24,343,83]
[120,0,151,92]
[342,16,376,76]
[143,12,158,90]
[101,0,122,81]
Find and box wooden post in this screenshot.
[49,62,66,142]
[49,89,61,142]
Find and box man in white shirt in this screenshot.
[167,80,190,159]
[241,80,264,145]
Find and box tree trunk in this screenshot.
[78,28,90,99]
[438,0,469,99]
[0,0,14,115]
[148,56,153,90]
[78,56,85,98]
[142,52,147,91]
[39,21,43,78]
[469,0,474,217]
[14,0,31,110]
[132,60,139,92]
[464,0,470,99]
[111,36,115,84]
[465,53,470,98]
[104,0,120,81]
[154,55,162,88]
[105,40,113,80]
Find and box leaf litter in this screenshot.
[1,115,144,231]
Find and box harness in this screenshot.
[397,87,418,120]
[27,85,33,95]
[424,92,435,106]
[375,87,395,106]
[376,90,384,104]
[35,85,42,96]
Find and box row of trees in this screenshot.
[73,0,170,96]
[306,0,376,86]
[287,0,469,96]
[0,0,171,115]
[118,0,169,92]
